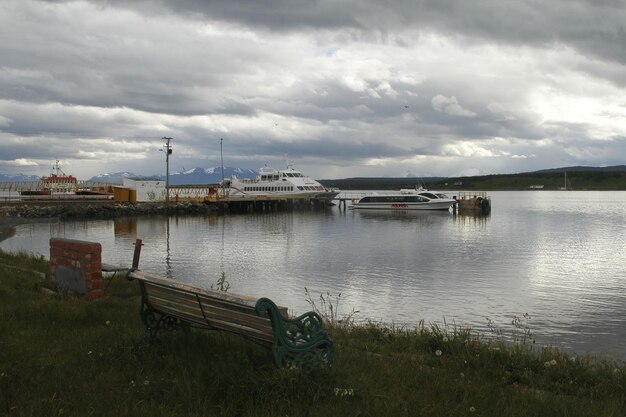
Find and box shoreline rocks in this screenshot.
[0,201,223,221]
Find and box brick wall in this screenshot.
[50,238,103,300]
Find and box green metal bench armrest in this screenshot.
[256,297,334,369]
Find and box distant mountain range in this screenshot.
[0,173,40,182]
[89,166,258,185]
[532,165,626,174]
[1,165,624,185]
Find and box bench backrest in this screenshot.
[130,271,284,345]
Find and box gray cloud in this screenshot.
[0,0,624,179]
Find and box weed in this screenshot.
[304,287,359,328]
[211,271,230,292]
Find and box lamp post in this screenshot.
[220,138,225,198]
[162,137,172,206]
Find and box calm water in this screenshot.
[2,191,625,359]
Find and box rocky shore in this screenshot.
[0,201,222,220]
[0,201,223,242]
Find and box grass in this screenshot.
[1,250,624,417]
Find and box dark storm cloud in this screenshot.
[82,0,626,67]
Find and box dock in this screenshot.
[1,179,490,215]
[453,191,491,214]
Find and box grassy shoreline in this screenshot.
[1,250,625,416]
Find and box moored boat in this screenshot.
[352,187,456,211]
[223,164,339,202]
[20,160,77,196]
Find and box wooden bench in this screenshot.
[127,270,334,369]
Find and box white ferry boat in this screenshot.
[223,164,340,202]
[352,187,456,211]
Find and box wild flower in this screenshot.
[470,406,476,413]
[143,380,150,385]
[550,359,557,366]
[442,336,449,342]
[105,320,111,325]
[87,351,92,355]
[435,349,442,357]
[334,388,355,397]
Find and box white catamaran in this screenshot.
[223,164,339,203]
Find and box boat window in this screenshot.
[297,186,304,190]
[359,196,428,203]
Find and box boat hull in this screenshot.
[352,201,454,211]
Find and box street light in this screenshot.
[162,137,172,206]
[220,138,225,198]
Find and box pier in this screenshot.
[453,191,491,214]
[1,179,490,214]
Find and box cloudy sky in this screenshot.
[1,0,625,179]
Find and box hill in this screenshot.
[319,166,626,191]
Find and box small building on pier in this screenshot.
[114,177,166,203]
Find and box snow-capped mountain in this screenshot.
[90,166,258,185]
[89,172,136,183]
[0,173,40,182]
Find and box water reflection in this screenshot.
[355,209,454,224]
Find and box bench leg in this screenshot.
[140,302,189,342]
[139,285,189,342]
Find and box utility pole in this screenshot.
[162,137,172,206]
[220,138,225,198]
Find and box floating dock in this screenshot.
[453,191,491,214]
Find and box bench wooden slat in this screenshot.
[144,283,277,331]
[145,289,276,340]
[130,271,260,307]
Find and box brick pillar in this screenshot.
[50,238,104,301]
